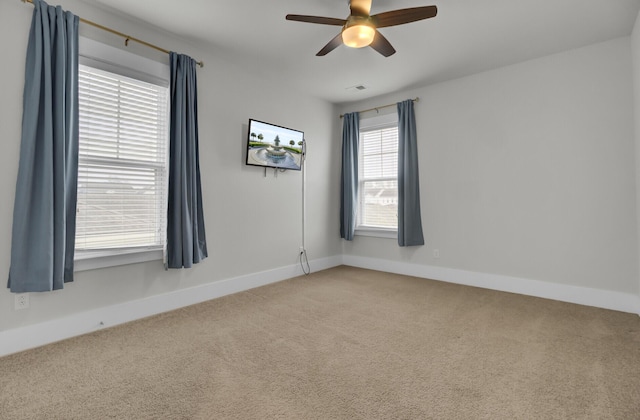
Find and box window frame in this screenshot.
[355,113,399,239]
[74,38,170,272]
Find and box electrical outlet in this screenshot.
[14,294,29,310]
[433,249,440,259]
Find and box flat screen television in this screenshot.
[246,119,304,171]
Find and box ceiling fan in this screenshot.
[285,0,437,57]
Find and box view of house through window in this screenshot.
[358,123,399,230]
[75,64,169,252]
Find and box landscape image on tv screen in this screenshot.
[246,119,304,171]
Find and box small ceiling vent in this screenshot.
[346,84,367,92]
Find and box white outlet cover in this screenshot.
[14,294,29,310]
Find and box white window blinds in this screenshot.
[75,64,169,251]
[358,125,399,229]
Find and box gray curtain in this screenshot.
[167,52,208,268]
[397,99,424,247]
[8,0,79,293]
[340,112,359,241]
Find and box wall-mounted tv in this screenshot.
[246,119,304,171]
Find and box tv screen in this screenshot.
[246,119,304,171]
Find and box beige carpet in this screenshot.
[1,266,639,419]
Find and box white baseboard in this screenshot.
[3,255,637,358]
[342,255,640,315]
[0,255,342,358]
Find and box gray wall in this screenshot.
[0,0,342,333]
[340,37,639,296]
[633,10,640,299]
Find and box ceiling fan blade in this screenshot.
[286,14,347,26]
[316,33,344,56]
[369,30,396,57]
[350,0,372,17]
[371,6,437,28]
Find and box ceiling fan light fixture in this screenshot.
[287,3,437,56]
[342,24,375,48]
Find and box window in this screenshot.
[74,43,170,271]
[357,115,398,236]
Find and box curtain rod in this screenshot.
[21,0,204,68]
[339,97,419,118]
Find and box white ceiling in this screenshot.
[83,0,640,104]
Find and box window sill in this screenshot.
[74,248,163,272]
[355,227,397,239]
